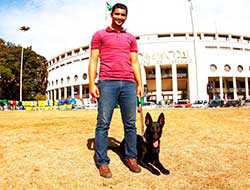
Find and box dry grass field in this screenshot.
[0,108,249,190]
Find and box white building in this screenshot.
[46,32,250,104]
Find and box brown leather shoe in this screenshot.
[126,159,141,173]
[98,165,112,178]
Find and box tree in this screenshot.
[0,38,47,100]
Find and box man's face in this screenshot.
[111,8,127,27]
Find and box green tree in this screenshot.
[0,38,47,100]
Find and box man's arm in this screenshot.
[130,52,143,98]
[88,49,100,99]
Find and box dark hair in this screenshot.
[111,3,128,15]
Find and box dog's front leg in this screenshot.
[139,159,161,176]
[153,157,170,175]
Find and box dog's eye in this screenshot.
[150,128,155,132]
[151,127,158,132]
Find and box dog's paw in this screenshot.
[152,169,161,176]
[161,168,170,175]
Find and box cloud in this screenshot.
[1,0,250,60]
[127,0,191,34]
[0,0,106,59]
[194,0,250,35]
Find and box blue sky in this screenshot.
[0,0,26,8]
[0,0,250,59]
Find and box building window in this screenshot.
[52,81,54,86]
[214,81,220,88]
[74,75,78,81]
[148,70,155,75]
[74,48,80,54]
[83,73,87,80]
[67,76,70,83]
[218,34,229,40]
[73,59,80,62]
[81,57,89,61]
[210,64,217,72]
[61,78,63,84]
[237,65,243,72]
[56,80,58,85]
[228,81,233,88]
[224,64,231,72]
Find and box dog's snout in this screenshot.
[153,133,159,140]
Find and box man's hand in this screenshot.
[89,84,100,102]
[136,84,143,98]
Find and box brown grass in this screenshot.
[0,108,249,190]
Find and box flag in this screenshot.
[106,2,112,12]
[105,1,114,24]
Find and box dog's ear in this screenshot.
[157,112,165,127]
[145,112,153,126]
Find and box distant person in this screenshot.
[16,101,24,110]
[88,3,143,178]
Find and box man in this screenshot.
[88,3,143,178]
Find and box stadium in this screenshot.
[46,32,250,104]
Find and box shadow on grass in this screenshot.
[87,137,127,168]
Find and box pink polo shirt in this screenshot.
[91,27,138,82]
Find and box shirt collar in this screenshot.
[106,26,126,33]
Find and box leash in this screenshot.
[137,97,145,140]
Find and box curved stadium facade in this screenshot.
[46,32,250,104]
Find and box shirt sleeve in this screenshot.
[130,35,138,53]
[91,31,101,50]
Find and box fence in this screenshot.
[0,99,78,111]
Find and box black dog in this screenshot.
[121,112,170,175]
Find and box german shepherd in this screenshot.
[121,112,170,175]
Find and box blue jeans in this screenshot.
[95,80,137,167]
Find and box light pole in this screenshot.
[19,26,30,102]
[188,0,199,101]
